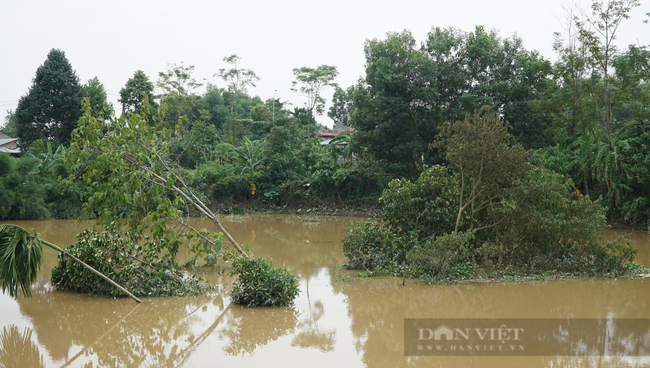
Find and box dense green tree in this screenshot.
[0,154,49,220]
[423,26,553,147]
[234,138,273,196]
[353,27,553,176]
[119,70,156,115]
[291,65,338,140]
[541,0,645,216]
[574,0,641,136]
[15,49,82,148]
[171,110,217,169]
[82,77,112,118]
[200,84,230,130]
[379,165,458,239]
[352,30,438,175]
[267,115,304,155]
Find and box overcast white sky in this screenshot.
[1,0,648,128]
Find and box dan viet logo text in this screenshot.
[404,318,650,356]
[418,324,524,341]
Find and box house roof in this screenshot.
[318,129,353,138]
[0,138,18,149]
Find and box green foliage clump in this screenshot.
[51,229,209,297]
[342,220,402,271]
[229,257,299,307]
[342,107,646,282]
[0,147,84,221]
[0,154,50,220]
[407,231,476,279]
[380,165,457,239]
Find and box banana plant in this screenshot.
[27,141,67,176]
[234,138,276,196]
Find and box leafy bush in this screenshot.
[407,231,475,279]
[342,220,413,271]
[51,228,209,297]
[0,155,51,220]
[517,237,640,276]
[229,257,299,307]
[380,165,458,239]
[192,163,249,201]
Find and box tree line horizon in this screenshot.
[2,0,650,226]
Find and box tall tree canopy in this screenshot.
[82,77,111,118]
[352,27,552,175]
[15,49,82,148]
[157,62,204,129]
[291,65,338,140]
[218,54,260,143]
[119,70,156,115]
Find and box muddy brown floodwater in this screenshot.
[1,215,649,367]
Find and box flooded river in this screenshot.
[1,216,649,367]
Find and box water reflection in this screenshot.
[16,286,222,367]
[0,325,44,368]
[292,300,336,352]
[332,277,650,367]
[220,306,299,356]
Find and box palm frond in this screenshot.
[0,225,43,298]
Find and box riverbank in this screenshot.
[209,200,384,218]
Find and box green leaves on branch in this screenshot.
[435,106,529,234]
[66,97,246,259]
[380,165,458,240]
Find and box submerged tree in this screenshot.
[63,99,299,304]
[0,224,141,302]
[434,106,529,234]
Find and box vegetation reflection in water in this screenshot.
[1,216,649,367]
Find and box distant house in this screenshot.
[318,129,353,147]
[0,132,21,154]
